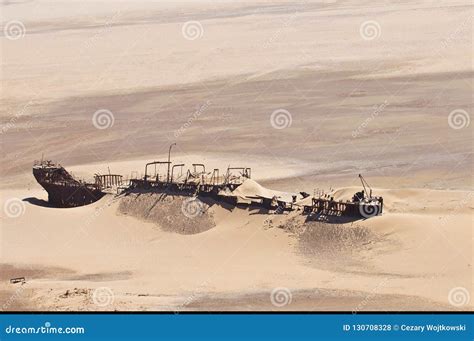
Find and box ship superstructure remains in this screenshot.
[32,157,383,219]
[303,174,383,220]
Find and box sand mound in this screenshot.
[279,216,379,261]
[298,222,376,255]
[118,192,215,235]
[223,179,298,203]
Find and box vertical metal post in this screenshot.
[167,143,176,183]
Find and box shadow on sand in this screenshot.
[22,197,54,208]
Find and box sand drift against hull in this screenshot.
[33,155,383,220]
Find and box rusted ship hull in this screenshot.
[35,180,105,208]
[33,161,106,208]
[303,198,383,218]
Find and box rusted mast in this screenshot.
[167,143,176,183]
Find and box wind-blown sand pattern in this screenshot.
[1,0,472,311]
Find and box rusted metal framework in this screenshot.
[225,167,251,185]
[129,159,252,198]
[95,174,123,189]
[192,163,205,174]
[33,160,104,207]
[303,197,383,218]
[171,163,185,182]
[144,161,171,182]
[33,155,383,221]
[303,174,383,218]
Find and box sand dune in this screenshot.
[0,182,471,311]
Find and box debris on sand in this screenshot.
[9,277,26,285]
[59,288,90,298]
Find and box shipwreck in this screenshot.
[33,160,123,208]
[32,151,383,219]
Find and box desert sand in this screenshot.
[1,0,472,311]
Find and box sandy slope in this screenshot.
[0,182,472,311]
